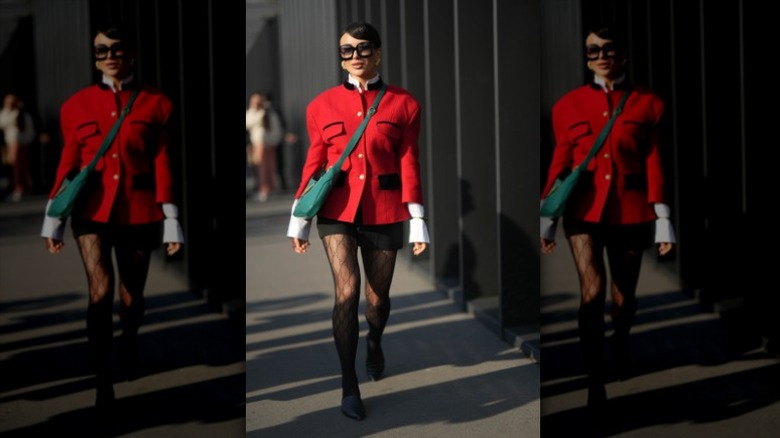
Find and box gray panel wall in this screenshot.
[455,0,498,304]
[246,18,281,104]
[496,0,540,330]
[33,0,92,134]
[277,0,340,188]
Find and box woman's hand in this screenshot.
[540,238,556,254]
[412,242,427,256]
[45,238,64,254]
[658,242,673,256]
[292,238,310,254]
[167,242,182,256]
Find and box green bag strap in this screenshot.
[576,89,631,171]
[330,83,387,172]
[83,89,140,174]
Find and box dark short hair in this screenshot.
[95,22,136,50]
[586,22,626,49]
[342,22,382,48]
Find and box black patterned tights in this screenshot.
[567,233,643,384]
[322,234,397,397]
[76,234,152,383]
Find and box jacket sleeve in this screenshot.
[49,101,82,198]
[154,96,175,204]
[541,100,574,198]
[645,96,666,204]
[294,102,328,199]
[398,100,423,205]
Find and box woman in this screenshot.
[287,21,429,421]
[40,23,184,416]
[540,23,675,413]
[246,91,283,201]
[0,93,35,201]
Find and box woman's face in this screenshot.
[250,94,265,109]
[339,33,381,81]
[3,94,18,109]
[94,32,133,80]
[585,32,625,80]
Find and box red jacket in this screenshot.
[542,83,666,224]
[50,83,174,225]
[295,79,423,224]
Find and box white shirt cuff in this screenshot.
[541,216,558,241]
[163,218,185,243]
[654,218,676,244]
[540,199,558,241]
[407,202,425,218]
[409,218,430,243]
[654,203,671,218]
[162,203,179,218]
[161,203,184,243]
[287,199,312,240]
[41,200,66,240]
[407,203,429,243]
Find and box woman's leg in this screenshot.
[606,242,644,380]
[75,233,116,408]
[14,144,31,196]
[264,146,278,194]
[259,144,274,199]
[322,234,362,399]
[567,233,608,406]
[253,143,264,199]
[361,248,397,380]
[115,243,153,379]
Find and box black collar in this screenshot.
[342,77,385,91]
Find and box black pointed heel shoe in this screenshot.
[341,394,366,420]
[366,345,385,381]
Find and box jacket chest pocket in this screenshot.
[322,121,346,142]
[567,121,592,144]
[77,121,101,143]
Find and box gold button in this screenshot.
[603,111,609,117]
[605,174,611,180]
[603,153,609,158]
[358,153,364,158]
[112,153,119,159]
[359,174,365,180]
[113,174,119,180]
[357,111,362,117]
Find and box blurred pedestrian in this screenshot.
[40,22,184,421]
[287,21,430,421]
[246,91,283,201]
[540,22,676,416]
[0,92,36,201]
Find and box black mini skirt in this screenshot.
[317,209,403,250]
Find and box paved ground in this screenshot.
[540,234,780,437]
[245,193,540,438]
[0,195,245,437]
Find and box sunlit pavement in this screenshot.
[246,194,540,437]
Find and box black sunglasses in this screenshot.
[94,43,128,60]
[339,42,375,60]
[585,43,618,60]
